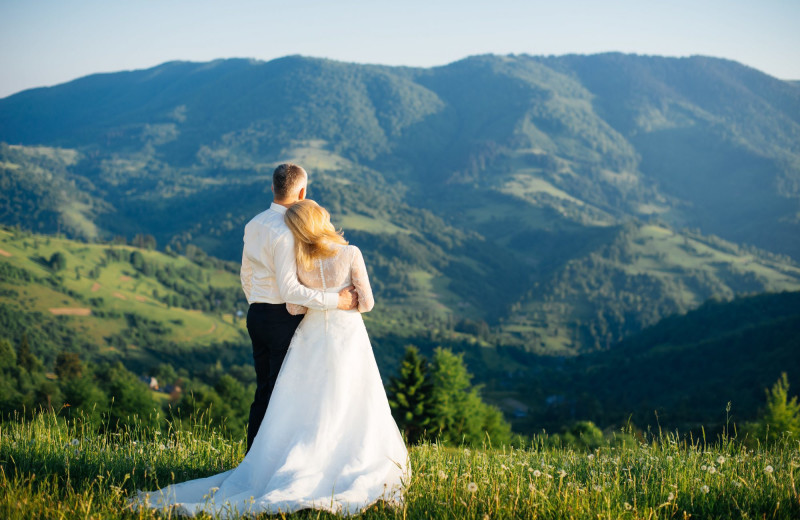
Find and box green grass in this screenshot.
[282,139,355,172]
[338,214,410,235]
[1,413,797,519]
[499,172,585,207]
[628,225,800,290]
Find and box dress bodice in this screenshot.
[288,244,374,314]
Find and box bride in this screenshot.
[134,200,410,517]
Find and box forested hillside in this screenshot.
[510,290,800,433]
[2,53,799,353]
[2,226,797,435]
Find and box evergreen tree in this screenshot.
[387,345,433,444]
[0,338,23,416]
[16,334,41,373]
[129,250,145,271]
[429,347,472,444]
[428,347,512,446]
[49,251,66,271]
[54,351,83,380]
[753,373,800,442]
[0,337,17,372]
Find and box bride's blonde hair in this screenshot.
[284,200,348,271]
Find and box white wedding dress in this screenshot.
[135,245,409,517]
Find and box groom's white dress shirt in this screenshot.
[240,203,339,309]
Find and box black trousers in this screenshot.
[246,303,304,453]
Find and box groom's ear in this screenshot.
[298,186,306,201]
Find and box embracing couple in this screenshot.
[135,164,409,516]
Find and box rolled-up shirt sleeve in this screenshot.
[272,232,338,310]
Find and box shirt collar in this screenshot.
[269,202,288,215]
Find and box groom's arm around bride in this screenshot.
[240,163,357,452]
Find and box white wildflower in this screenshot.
[716,456,725,465]
[438,470,447,480]
[764,465,774,474]
[501,464,508,471]
[666,456,673,461]
[668,492,675,501]
[467,482,478,493]
[624,502,632,510]
[532,469,541,477]
[70,439,79,446]
[558,469,567,478]
[527,467,534,473]
[700,485,709,494]
[587,453,595,461]
[592,484,602,492]
[701,465,707,471]
[528,483,535,492]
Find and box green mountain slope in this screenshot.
[501,223,800,353]
[0,226,249,371]
[3,227,799,436]
[2,53,799,353]
[510,290,800,433]
[533,53,800,257]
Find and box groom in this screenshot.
[240,163,358,452]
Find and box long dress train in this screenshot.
[134,245,409,516]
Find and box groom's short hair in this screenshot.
[273,163,307,200]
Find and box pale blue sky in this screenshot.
[1,0,798,98]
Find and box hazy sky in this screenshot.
[1,0,798,98]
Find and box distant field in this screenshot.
[500,223,800,353]
[0,228,247,353]
[339,213,410,234]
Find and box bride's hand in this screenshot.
[337,285,358,310]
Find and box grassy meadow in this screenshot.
[0,413,797,519]
[0,226,247,351]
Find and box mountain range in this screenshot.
[1,52,799,354]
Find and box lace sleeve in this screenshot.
[286,303,308,315]
[350,246,374,313]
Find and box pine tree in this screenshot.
[429,347,512,446]
[49,251,67,271]
[17,334,40,373]
[429,347,473,444]
[54,351,83,380]
[755,373,800,442]
[386,346,433,444]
